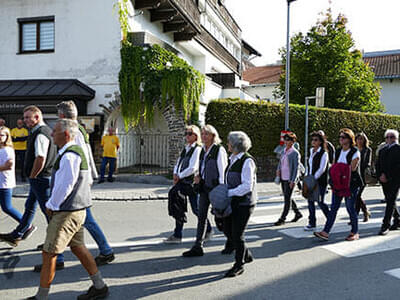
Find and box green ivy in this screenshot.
[119,42,205,129]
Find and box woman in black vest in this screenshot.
[165,125,207,244]
[304,131,329,231]
[223,131,257,277]
[355,132,372,222]
[315,128,363,241]
[183,125,228,257]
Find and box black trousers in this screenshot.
[223,204,255,266]
[382,182,400,229]
[280,180,300,220]
[15,150,26,179]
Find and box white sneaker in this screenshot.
[304,225,316,231]
[163,235,182,244]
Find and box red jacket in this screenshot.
[329,163,351,197]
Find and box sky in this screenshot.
[225,0,400,66]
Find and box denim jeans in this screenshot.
[15,150,26,180]
[307,183,330,227]
[323,187,360,234]
[174,192,211,239]
[100,157,116,180]
[12,177,64,263]
[0,188,22,223]
[84,207,113,255]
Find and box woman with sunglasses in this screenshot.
[165,125,209,244]
[304,131,330,231]
[315,128,363,241]
[355,132,372,222]
[274,132,302,226]
[183,124,228,257]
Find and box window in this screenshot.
[18,16,55,53]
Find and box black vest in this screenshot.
[226,153,257,206]
[335,147,364,188]
[24,125,57,178]
[200,144,224,191]
[177,144,200,184]
[309,149,328,186]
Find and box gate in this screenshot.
[117,133,171,174]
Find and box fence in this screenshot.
[117,133,171,174]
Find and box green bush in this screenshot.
[206,99,400,157]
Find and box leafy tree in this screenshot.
[275,11,382,112]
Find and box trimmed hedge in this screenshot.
[206,99,400,157]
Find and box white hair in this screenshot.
[228,131,252,153]
[384,129,399,140]
[58,118,79,139]
[57,100,78,120]
[202,124,221,144]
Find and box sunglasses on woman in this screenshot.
[185,131,194,136]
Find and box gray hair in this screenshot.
[202,124,221,144]
[385,129,399,140]
[228,131,252,153]
[58,118,79,139]
[57,100,78,120]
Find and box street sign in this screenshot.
[316,87,325,107]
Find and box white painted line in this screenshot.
[322,233,400,258]
[279,217,382,238]
[85,235,260,249]
[384,268,400,279]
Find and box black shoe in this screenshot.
[107,177,115,182]
[95,253,115,266]
[221,247,234,255]
[26,296,37,300]
[274,219,285,226]
[291,213,303,222]
[390,223,400,231]
[77,285,109,300]
[182,246,204,257]
[381,199,386,203]
[0,233,19,247]
[98,179,105,184]
[33,262,65,272]
[36,243,44,251]
[21,225,37,240]
[379,227,390,236]
[224,264,244,278]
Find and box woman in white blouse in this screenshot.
[0,126,21,225]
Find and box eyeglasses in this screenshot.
[386,135,396,139]
[185,131,194,136]
[311,138,320,142]
[0,134,6,137]
[339,135,348,139]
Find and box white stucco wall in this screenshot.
[0,0,122,115]
[243,84,282,103]
[378,79,400,115]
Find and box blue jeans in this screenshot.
[174,192,212,238]
[12,177,64,263]
[0,188,22,223]
[84,207,113,255]
[307,183,330,227]
[323,187,360,234]
[100,157,116,180]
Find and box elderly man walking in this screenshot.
[27,119,109,300]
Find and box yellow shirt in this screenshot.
[101,135,120,158]
[11,127,28,150]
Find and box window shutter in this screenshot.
[39,21,54,50]
[22,23,37,51]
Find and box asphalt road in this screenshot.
[1,186,400,300]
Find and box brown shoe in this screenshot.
[363,211,371,222]
[314,231,329,241]
[345,233,359,241]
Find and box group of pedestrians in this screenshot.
[0,103,113,299]
[166,125,256,277]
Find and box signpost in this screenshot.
[304,87,325,174]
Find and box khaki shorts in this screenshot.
[43,209,86,254]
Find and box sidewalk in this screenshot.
[12,174,283,201]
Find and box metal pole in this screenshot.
[284,0,292,130]
[305,97,309,174]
